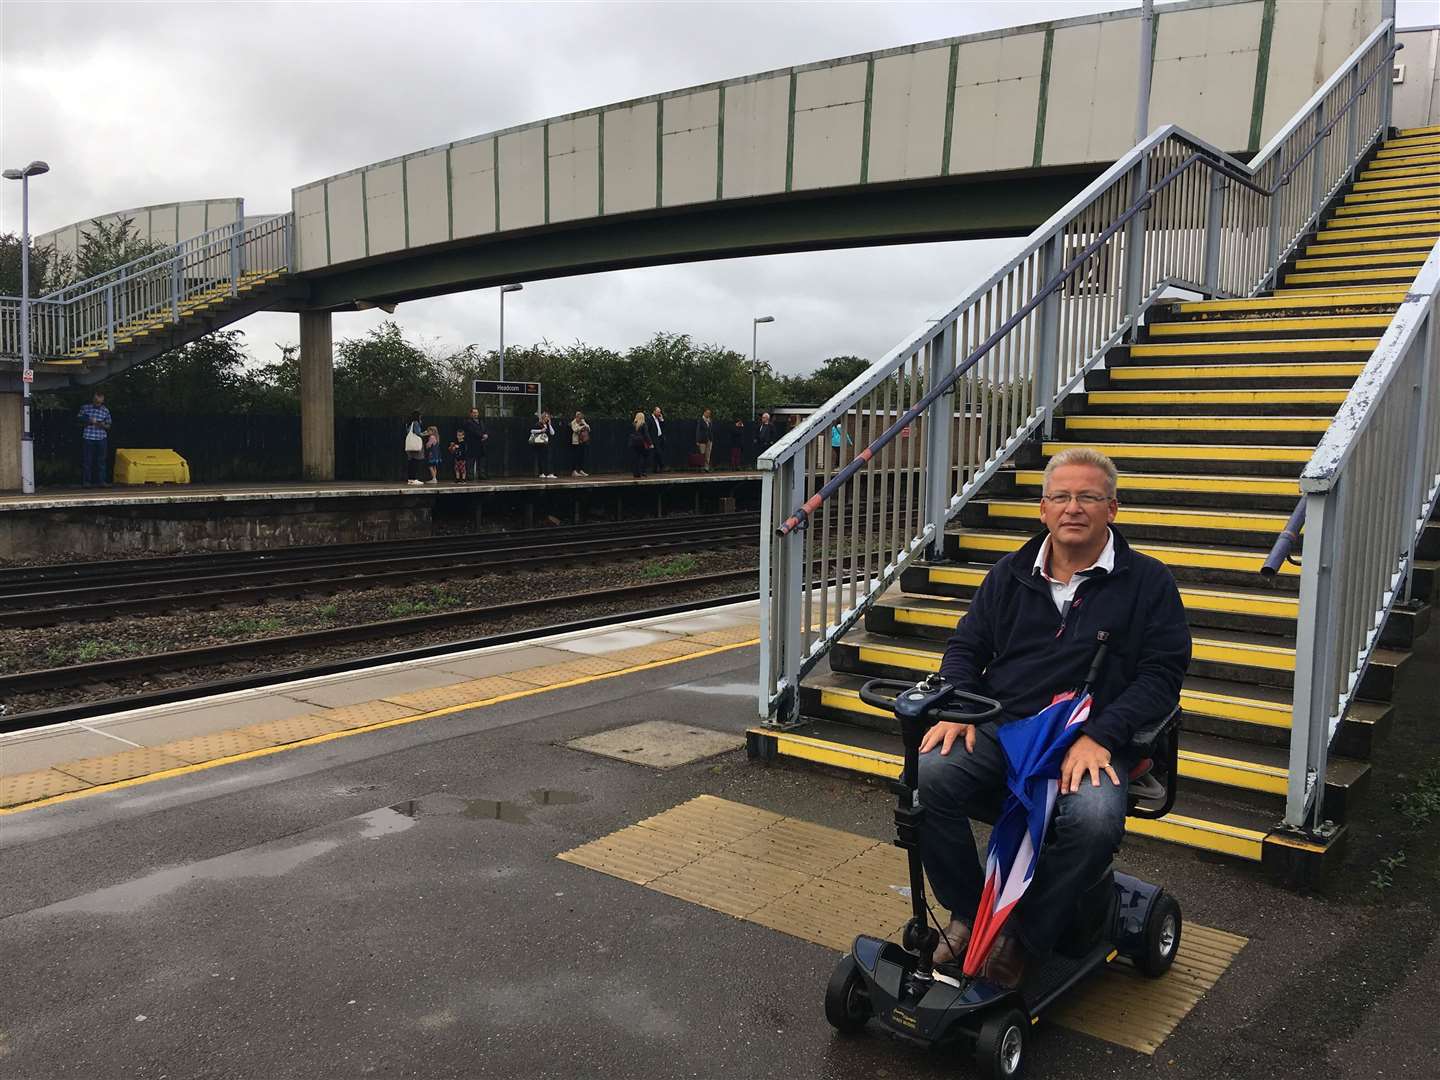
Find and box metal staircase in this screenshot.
[751,22,1440,882]
[0,214,298,392]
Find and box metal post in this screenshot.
[18,173,34,495]
[1122,157,1150,321]
[922,324,956,558]
[752,320,758,421]
[1035,234,1063,433]
[777,456,807,725]
[105,285,115,353]
[499,290,507,382]
[1309,99,1328,222]
[1202,172,1225,296]
[1345,67,1361,179]
[1135,0,1154,143]
[229,226,241,297]
[1286,482,1346,831]
[1399,317,1435,603]
[170,255,181,324]
[1264,182,1284,290]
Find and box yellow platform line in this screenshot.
[0,636,761,814]
[756,730,1268,859]
[1109,362,1363,381]
[1063,415,1330,432]
[1039,442,1312,463]
[1129,338,1378,357]
[1085,388,1347,405]
[1148,314,1392,335]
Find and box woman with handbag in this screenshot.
[529,411,556,478]
[570,410,591,477]
[403,410,426,485]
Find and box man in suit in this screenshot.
[646,406,667,473]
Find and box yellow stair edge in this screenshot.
[1129,337,1379,356]
[1010,469,1298,495]
[1170,287,1405,312]
[1148,314,1393,335]
[1038,442,1313,463]
[951,530,1301,576]
[984,499,1296,530]
[1085,388,1347,404]
[1062,415,1331,431]
[1108,362,1363,381]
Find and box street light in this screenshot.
[498,283,523,382]
[751,315,774,421]
[3,160,50,495]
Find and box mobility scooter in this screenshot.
[823,665,1183,1079]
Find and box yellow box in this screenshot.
[113,448,190,485]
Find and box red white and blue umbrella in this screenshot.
[962,688,1095,979]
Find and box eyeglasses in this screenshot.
[1040,492,1112,506]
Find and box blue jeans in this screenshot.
[82,439,108,485]
[916,724,1128,956]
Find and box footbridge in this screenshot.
[0,0,1409,490]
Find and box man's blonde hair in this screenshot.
[1042,447,1118,498]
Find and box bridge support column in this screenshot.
[0,393,22,493]
[299,310,335,482]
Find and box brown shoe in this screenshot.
[980,932,1027,989]
[931,919,972,967]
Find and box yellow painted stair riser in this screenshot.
[1063,415,1331,431]
[984,501,1295,529]
[1086,389,1347,404]
[921,568,1298,618]
[1172,288,1405,312]
[1301,237,1436,256]
[1149,315,1392,335]
[1109,363,1363,381]
[951,533,1301,576]
[1284,268,1418,285]
[1130,338,1378,356]
[1038,442,1312,462]
[1294,251,1429,269]
[1011,469,1299,495]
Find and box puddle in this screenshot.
[389,789,587,825]
[674,681,755,697]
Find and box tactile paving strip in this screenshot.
[152,731,273,764]
[53,748,189,785]
[382,676,530,711]
[687,624,762,646]
[317,700,420,728]
[557,795,1247,1055]
[0,768,90,807]
[506,662,605,687]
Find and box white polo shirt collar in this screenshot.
[1033,528,1115,612]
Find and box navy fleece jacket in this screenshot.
[937,527,1191,755]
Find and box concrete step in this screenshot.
[1074,388,1344,416]
[1314,216,1440,240]
[1034,441,1310,477]
[1332,195,1440,217]
[1150,287,1405,320]
[1299,235,1437,259]
[1282,266,1419,288]
[1126,337,1380,361]
[1292,249,1430,271]
[1375,135,1440,157]
[1350,172,1440,194]
[965,497,1298,545]
[1144,313,1395,340]
[1095,361,1363,390]
[1357,162,1440,183]
[1057,414,1329,445]
[1007,467,1302,508]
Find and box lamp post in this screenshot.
[498,283,523,381]
[751,315,774,420]
[3,160,50,495]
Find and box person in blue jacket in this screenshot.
[916,447,1191,988]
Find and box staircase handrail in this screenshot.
[758,19,1396,723]
[37,218,246,304]
[1281,239,1440,834]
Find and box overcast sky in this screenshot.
[2,1,1431,375]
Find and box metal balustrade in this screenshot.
[758,20,1398,728]
[0,213,294,363]
[1284,242,1440,834]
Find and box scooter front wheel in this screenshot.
[1136,893,1182,977]
[975,1007,1028,1079]
[824,954,871,1033]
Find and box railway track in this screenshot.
[0,571,761,732]
[0,512,760,627]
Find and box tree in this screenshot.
[67,218,166,284]
[0,232,70,297]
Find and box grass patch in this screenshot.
[386,587,463,619]
[641,554,700,580]
[315,602,340,621]
[44,638,139,666]
[215,616,283,637]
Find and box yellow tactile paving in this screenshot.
[318,700,422,728]
[0,768,91,807]
[687,623,763,646]
[558,796,1247,1055]
[54,748,190,785]
[236,714,349,745]
[543,654,630,675]
[151,730,274,764]
[505,662,609,687]
[381,676,531,711]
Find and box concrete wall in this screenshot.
[34,198,245,263]
[291,0,1386,275]
[1395,26,1440,129]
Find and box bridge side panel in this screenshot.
[405,148,450,249]
[792,62,867,191]
[1261,0,1384,146]
[326,175,366,265]
[722,75,790,199]
[498,127,546,230]
[548,115,601,224]
[1146,2,1263,152]
[450,137,498,242]
[950,30,1046,174]
[867,46,951,184]
[365,162,406,257]
[662,89,721,208]
[1041,18,1143,167]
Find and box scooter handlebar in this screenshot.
[857,677,1003,725]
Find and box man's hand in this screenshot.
[919,720,975,756]
[1060,734,1120,794]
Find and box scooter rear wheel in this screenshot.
[824,955,871,1033]
[1135,893,1182,977]
[975,1007,1028,1079]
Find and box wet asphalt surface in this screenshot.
[1,627,1436,1080]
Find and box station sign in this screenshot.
[473,380,541,396]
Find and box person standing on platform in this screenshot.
[829,421,853,468]
[449,429,468,482]
[630,411,650,478]
[404,410,426,485]
[424,425,442,485]
[730,419,746,469]
[646,405,667,473]
[529,411,556,479]
[78,391,113,487]
[463,407,488,481]
[570,410,591,477]
[695,408,715,472]
[755,411,777,460]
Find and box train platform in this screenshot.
[2,600,1436,1078]
[0,469,761,512]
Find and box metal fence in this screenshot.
[0,214,294,362]
[1285,242,1440,833]
[758,20,1397,725]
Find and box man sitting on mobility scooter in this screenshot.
[918,447,1192,988]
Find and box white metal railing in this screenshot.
[758,20,1397,725]
[1285,241,1440,834]
[0,213,294,362]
